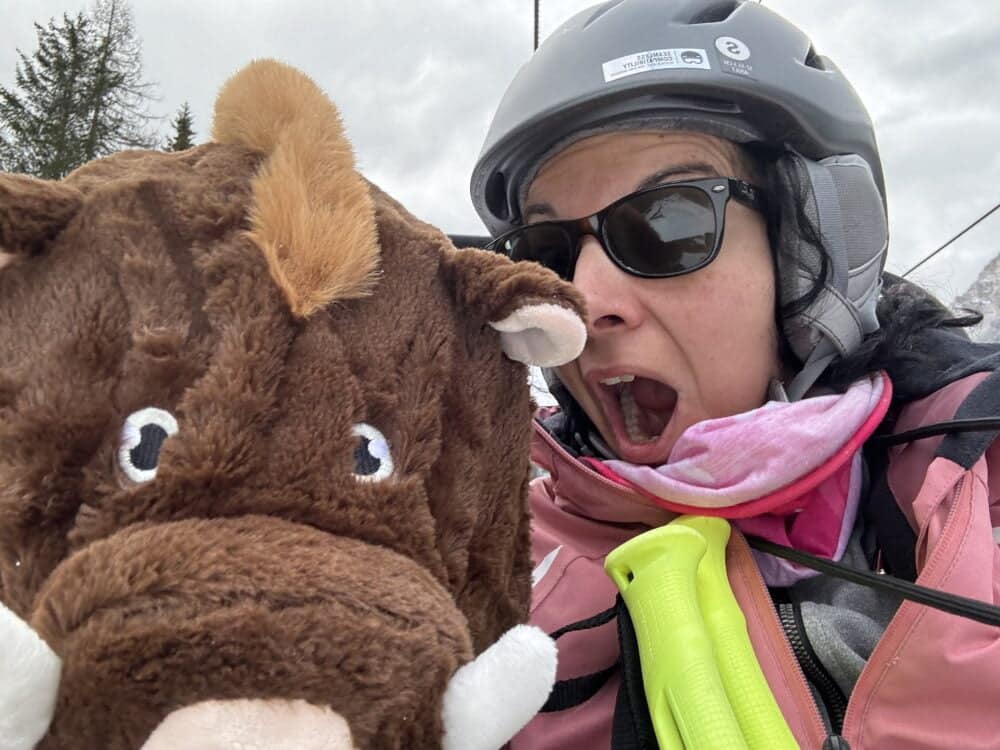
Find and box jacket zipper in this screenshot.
[777,601,849,734]
[842,472,967,743]
[729,530,829,748]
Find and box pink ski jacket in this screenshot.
[515,370,1000,749]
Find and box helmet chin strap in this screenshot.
[783,280,871,401]
[785,340,841,402]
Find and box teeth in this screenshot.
[619,385,655,444]
[600,374,636,386]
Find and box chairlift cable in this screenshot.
[901,201,1000,278]
[534,0,540,51]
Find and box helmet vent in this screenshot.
[804,46,827,70]
[649,93,743,114]
[485,171,510,222]
[689,1,740,24]
[583,0,627,30]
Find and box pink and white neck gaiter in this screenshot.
[585,372,892,585]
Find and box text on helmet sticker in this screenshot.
[602,48,710,82]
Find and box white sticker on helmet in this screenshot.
[602,48,710,82]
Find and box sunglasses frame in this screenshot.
[488,177,767,280]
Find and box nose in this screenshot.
[571,236,644,336]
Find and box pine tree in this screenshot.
[0,14,95,176]
[0,0,157,178]
[166,102,195,151]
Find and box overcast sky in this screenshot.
[3,0,998,301]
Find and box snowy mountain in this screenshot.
[955,253,1000,343]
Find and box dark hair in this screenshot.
[754,148,983,394]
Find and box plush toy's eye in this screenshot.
[118,407,179,484]
[351,423,393,483]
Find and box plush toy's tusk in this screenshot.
[441,624,557,750]
[489,303,586,368]
[0,602,62,750]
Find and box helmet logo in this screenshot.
[715,37,751,61]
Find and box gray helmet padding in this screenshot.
[776,153,887,398]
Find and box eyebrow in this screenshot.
[522,161,722,222]
[635,162,721,191]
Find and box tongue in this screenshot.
[629,377,676,439]
[631,377,676,411]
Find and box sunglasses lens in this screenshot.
[496,225,575,280]
[606,187,717,275]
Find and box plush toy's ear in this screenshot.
[0,173,83,269]
[442,246,586,368]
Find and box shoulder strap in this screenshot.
[865,369,1000,579]
[935,368,1000,468]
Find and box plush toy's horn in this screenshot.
[442,246,586,368]
[0,174,82,264]
[0,602,61,750]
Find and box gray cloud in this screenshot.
[3,0,997,299]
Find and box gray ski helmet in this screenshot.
[471,0,888,398]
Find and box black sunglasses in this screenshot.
[487,177,767,280]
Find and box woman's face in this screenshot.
[525,131,781,464]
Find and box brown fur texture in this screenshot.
[0,61,583,749]
[0,173,82,256]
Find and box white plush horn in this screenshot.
[0,602,61,750]
[441,625,557,750]
[489,303,586,368]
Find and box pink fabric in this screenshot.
[741,451,863,586]
[586,374,891,584]
[599,373,888,510]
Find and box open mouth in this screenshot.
[595,374,678,462]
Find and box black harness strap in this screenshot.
[541,664,619,713]
[548,601,618,640]
[612,595,658,750]
[539,596,659,748]
[540,602,619,713]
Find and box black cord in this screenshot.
[870,417,1000,447]
[748,536,1000,628]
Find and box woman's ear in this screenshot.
[0,173,83,265]
[441,245,586,367]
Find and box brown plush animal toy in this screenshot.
[0,60,586,750]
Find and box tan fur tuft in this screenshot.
[213,59,379,317]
